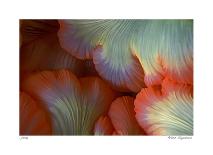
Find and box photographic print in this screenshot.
[19,19,193,136]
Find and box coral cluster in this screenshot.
[20,19,193,135]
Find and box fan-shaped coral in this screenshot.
[58,20,146,92]
[21,70,116,135]
[132,20,193,86]
[20,92,52,135]
[109,96,145,135]
[20,20,84,82]
[134,84,193,135]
